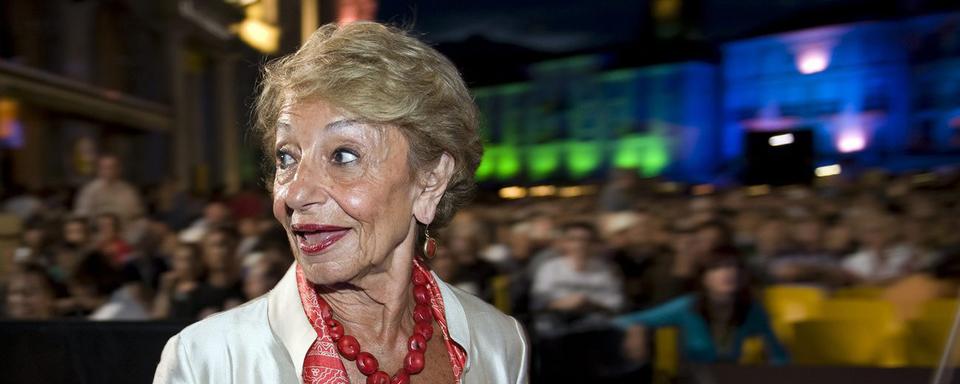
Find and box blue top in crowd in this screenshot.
[614,295,790,365]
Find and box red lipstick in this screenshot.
[291,224,349,255]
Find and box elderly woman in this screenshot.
[154,22,528,384]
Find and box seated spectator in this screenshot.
[843,212,918,284]
[3,263,59,319]
[765,216,846,287]
[152,243,207,320]
[194,227,245,316]
[73,154,144,225]
[532,222,624,334]
[242,258,285,301]
[617,248,788,365]
[446,233,499,301]
[178,200,232,244]
[94,213,133,267]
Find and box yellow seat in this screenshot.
[490,275,511,314]
[921,299,958,320]
[653,327,679,382]
[793,319,899,366]
[764,285,825,347]
[833,286,884,299]
[821,299,898,325]
[907,317,959,366]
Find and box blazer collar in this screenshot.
[267,263,473,378]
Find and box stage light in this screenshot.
[498,186,527,199]
[528,185,557,197]
[815,164,842,177]
[557,185,597,198]
[768,133,795,147]
[796,48,830,75]
[837,131,866,153]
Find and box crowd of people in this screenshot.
[3,155,960,371]
[2,155,292,321]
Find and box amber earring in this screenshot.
[423,228,438,259]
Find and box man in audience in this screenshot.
[532,222,624,335]
[73,154,144,225]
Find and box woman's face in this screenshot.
[703,265,740,298]
[172,246,200,278]
[272,101,423,285]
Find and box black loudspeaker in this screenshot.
[743,129,814,185]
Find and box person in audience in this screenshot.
[447,233,499,301]
[617,248,788,365]
[73,154,144,225]
[194,226,245,316]
[152,243,207,320]
[178,200,232,244]
[242,258,285,301]
[4,263,59,319]
[766,216,846,286]
[532,222,624,334]
[94,213,133,267]
[843,211,918,284]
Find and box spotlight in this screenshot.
[498,186,527,199]
[815,164,842,177]
[768,133,795,147]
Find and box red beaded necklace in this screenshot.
[312,267,436,384]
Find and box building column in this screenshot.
[216,53,241,194]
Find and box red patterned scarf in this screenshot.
[296,259,467,383]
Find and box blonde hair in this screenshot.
[254,22,483,228]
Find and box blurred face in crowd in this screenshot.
[64,220,88,246]
[96,215,120,241]
[238,218,259,238]
[97,156,120,182]
[703,264,740,299]
[858,215,898,250]
[755,218,788,256]
[559,226,593,259]
[449,235,478,264]
[793,219,823,250]
[172,244,203,280]
[508,223,533,261]
[244,260,280,300]
[694,224,727,255]
[430,245,458,282]
[204,202,230,225]
[5,271,56,319]
[824,224,854,255]
[272,101,432,285]
[22,228,45,249]
[202,230,236,272]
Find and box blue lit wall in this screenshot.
[722,13,960,172]
[722,22,911,167]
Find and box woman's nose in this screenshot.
[283,163,331,212]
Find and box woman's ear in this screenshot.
[413,152,455,225]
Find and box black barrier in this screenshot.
[0,321,188,384]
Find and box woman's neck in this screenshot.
[319,245,418,349]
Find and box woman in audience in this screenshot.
[617,247,788,365]
[152,243,207,319]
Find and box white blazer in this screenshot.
[154,263,529,383]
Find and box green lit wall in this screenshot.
[473,58,718,183]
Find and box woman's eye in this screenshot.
[276,150,296,169]
[332,148,358,164]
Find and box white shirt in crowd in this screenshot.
[532,256,625,313]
